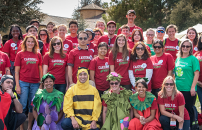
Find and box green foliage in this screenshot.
[81,0,92,7]
[77,16,87,32]
[0,0,45,32]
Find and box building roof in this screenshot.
[40,14,72,26]
[78,3,106,11]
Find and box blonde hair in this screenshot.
[57,24,68,30]
[21,35,39,53]
[146,28,155,35]
[158,76,178,100]
[49,36,66,58]
[177,39,193,58]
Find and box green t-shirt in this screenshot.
[174,55,200,91]
[146,43,155,56]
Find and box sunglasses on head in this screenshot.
[153,46,162,49]
[40,34,47,36]
[181,45,191,48]
[78,37,88,41]
[110,82,119,85]
[164,83,174,86]
[52,42,61,46]
[157,30,164,33]
[136,47,145,51]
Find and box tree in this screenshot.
[77,16,87,32]
[0,0,45,32]
[81,0,92,7]
[93,0,102,7]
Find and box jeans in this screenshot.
[18,80,39,113]
[53,84,66,94]
[159,115,190,130]
[197,85,202,111]
[61,118,99,130]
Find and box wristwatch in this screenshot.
[11,95,16,100]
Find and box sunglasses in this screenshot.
[157,30,164,33]
[164,83,174,86]
[78,37,88,41]
[52,42,61,46]
[181,45,191,48]
[110,82,119,85]
[153,46,162,49]
[40,34,47,36]
[136,47,145,51]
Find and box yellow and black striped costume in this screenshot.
[63,69,102,130]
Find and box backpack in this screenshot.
[163,38,181,47]
[192,106,199,130]
[38,40,43,54]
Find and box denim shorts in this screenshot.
[53,84,66,94]
[18,80,39,113]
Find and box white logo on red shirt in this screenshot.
[51,60,65,63]
[79,55,92,60]
[64,44,69,48]
[141,63,147,68]
[176,46,179,50]
[24,58,37,61]
[90,49,94,52]
[194,47,198,51]
[165,103,176,108]
[11,43,16,47]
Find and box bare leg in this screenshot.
[27,112,34,130]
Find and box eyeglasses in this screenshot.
[157,30,164,33]
[181,45,191,48]
[78,37,88,41]
[110,82,119,85]
[147,34,154,37]
[40,34,47,36]
[108,38,111,45]
[164,83,174,86]
[52,42,61,46]
[153,46,162,49]
[136,47,145,51]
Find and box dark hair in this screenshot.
[166,24,178,33]
[153,40,164,48]
[121,25,130,31]
[69,20,78,28]
[135,79,148,89]
[29,19,39,26]
[38,28,50,43]
[77,31,89,38]
[98,42,108,50]
[131,41,150,61]
[26,25,38,33]
[186,27,198,46]
[8,24,23,40]
[131,29,143,42]
[49,36,66,58]
[47,22,55,27]
[53,26,58,32]
[77,67,89,75]
[198,35,202,51]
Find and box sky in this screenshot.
[38,0,111,18]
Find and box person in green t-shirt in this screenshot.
[174,39,200,128]
[145,28,155,56]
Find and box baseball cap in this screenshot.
[127,10,136,15]
[157,26,165,32]
[84,28,95,40]
[107,21,116,27]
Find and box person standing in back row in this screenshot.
[66,20,79,48]
[117,10,143,40]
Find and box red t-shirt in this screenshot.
[0,43,3,51]
[117,25,143,40]
[128,41,151,53]
[97,35,117,56]
[63,39,73,54]
[43,53,68,84]
[195,51,202,82]
[193,44,198,55]
[65,35,78,48]
[157,92,190,120]
[89,57,109,91]
[88,42,97,56]
[68,48,94,83]
[0,51,11,80]
[129,58,153,91]
[108,51,131,85]
[164,38,179,61]
[3,39,22,62]
[151,53,175,89]
[14,51,42,83]
[44,43,50,52]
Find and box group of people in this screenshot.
[0,9,201,130]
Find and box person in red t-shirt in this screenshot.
[84,28,97,57]
[92,28,103,45]
[120,24,133,49]
[66,20,78,48]
[0,51,11,80]
[95,21,105,34]
[117,10,143,40]
[96,21,117,56]
[129,79,162,130]
[43,36,68,94]
[38,28,50,52]
[58,24,73,54]
[151,40,175,97]
[163,24,180,61]
[14,35,43,130]
[53,26,58,37]
[109,34,131,90]
[23,19,39,39]
[158,76,190,130]
[129,41,153,92]
[89,42,109,96]
[3,24,23,85]
[46,22,55,39]
[186,27,198,54]
[67,31,94,85]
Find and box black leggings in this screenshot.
[180,91,196,128]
